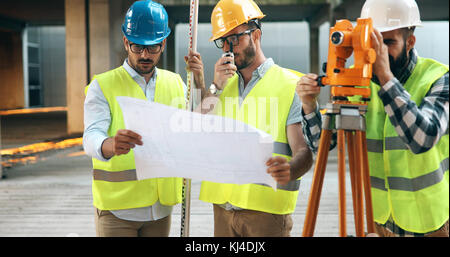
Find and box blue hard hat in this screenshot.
[121,0,171,45]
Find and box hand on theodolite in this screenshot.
[296,28,392,116]
[296,73,321,115]
[370,29,395,86]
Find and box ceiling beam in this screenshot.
[0,15,26,32]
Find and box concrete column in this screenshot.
[308,4,333,108]
[159,19,177,72]
[0,116,3,180]
[0,30,24,110]
[65,0,88,135]
[109,0,133,68]
[89,0,111,78]
[309,25,319,75]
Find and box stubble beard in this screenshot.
[235,39,256,71]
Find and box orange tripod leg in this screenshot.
[346,131,359,234]
[337,130,347,237]
[302,129,332,237]
[354,131,366,237]
[360,131,376,233]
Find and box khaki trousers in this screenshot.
[213,204,293,237]
[94,208,171,237]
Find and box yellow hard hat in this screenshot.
[210,0,265,41]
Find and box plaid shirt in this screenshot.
[301,49,449,236]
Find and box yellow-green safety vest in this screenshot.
[365,57,449,233]
[199,64,304,215]
[86,66,186,210]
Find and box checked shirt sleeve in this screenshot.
[378,72,449,154]
[300,104,337,154]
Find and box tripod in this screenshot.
[302,101,376,237]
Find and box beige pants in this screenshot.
[94,208,171,237]
[213,204,293,237]
[374,220,449,237]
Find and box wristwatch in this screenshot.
[209,83,223,96]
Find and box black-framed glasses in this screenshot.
[129,43,162,54]
[214,29,256,49]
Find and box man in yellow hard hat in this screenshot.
[185,0,313,237]
[297,0,448,237]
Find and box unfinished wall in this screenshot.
[0,30,24,110]
[89,0,111,78]
[40,26,67,107]
[65,0,87,135]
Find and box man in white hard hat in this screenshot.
[297,0,448,237]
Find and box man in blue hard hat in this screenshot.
[83,0,194,237]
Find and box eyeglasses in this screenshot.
[129,43,162,54]
[214,29,256,49]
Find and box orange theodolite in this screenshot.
[302,18,377,237]
[318,18,376,101]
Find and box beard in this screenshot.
[235,39,256,70]
[389,42,409,79]
[129,55,160,76]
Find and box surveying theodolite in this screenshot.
[302,18,377,237]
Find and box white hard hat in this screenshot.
[360,0,422,32]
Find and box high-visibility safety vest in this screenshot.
[365,57,449,233]
[199,64,304,215]
[86,66,186,210]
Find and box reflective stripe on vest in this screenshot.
[199,65,304,214]
[370,157,449,192]
[92,141,297,185]
[88,67,186,210]
[368,128,450,153]
[254,180,301,192]
[93,169,137,182]
[273,141,292,156]
[367,137,409,152]
[366,57,449,233]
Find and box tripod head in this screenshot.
[318,18,376,102]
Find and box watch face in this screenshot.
[209,83,217,94]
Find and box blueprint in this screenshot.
[117,96,276,189]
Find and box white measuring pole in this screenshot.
[181,0,199,237]
[188,0,199,112]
